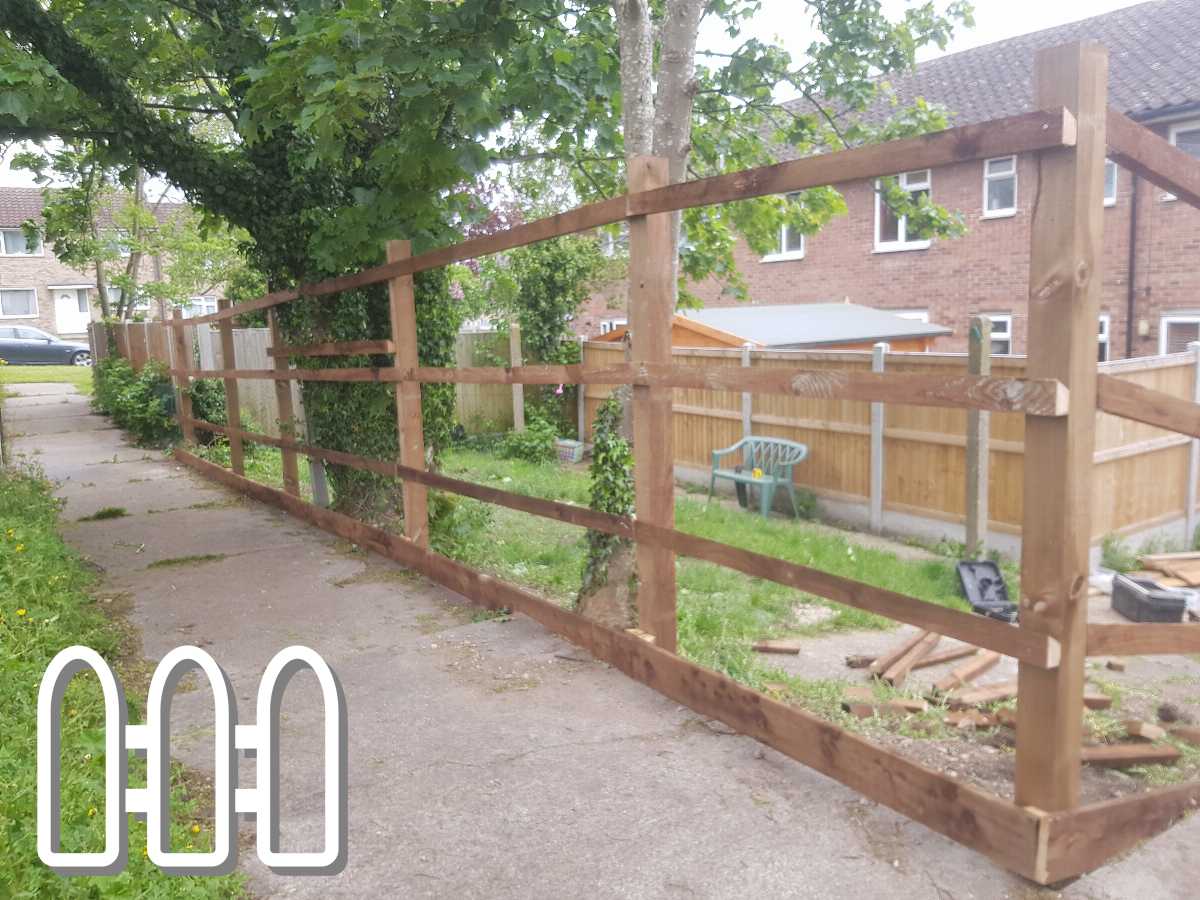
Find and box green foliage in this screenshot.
[0,463,245,897]
[499,416,558,464]
[187,377,227,428]
[580,396,634,598]
[1101,534,1138,573]
[92,356,178,446]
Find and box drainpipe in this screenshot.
[1124,173,1140,359]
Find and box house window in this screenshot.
[1162,120,1200,201]
[184,296,219,318]
[763,192,806,261]
[985,314,1013,355]
[599,317,627,336]
[0,288,38,318]
[875,170,931,252]
[1098,314,1111,362]
[893,309,930,323]
[982,156,1017,217]
[0,228,40,256]
[1104,159,1118,207]
[1161,315,1200,354]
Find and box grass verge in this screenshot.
[0,462,245,897]
[0,364,93,396]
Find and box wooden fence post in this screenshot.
[387,240,430,547]
[628,157,677,652]
[510,323,525,431]
[1186,340,1200,545]
[170,310,196,444]
[741,343,753,439]
[966,316,992,556]
[1014,42,1107,812]
[267,310,302,496]
[217,298,245,475]
[870,342,888,533]
[577,335,586,441]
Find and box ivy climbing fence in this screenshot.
[104,43,1200,886]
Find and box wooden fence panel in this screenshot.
[455,331,514,431]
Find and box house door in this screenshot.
[53,288,91,335]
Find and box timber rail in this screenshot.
[151,42,1200,885]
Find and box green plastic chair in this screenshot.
[707,436,809,518]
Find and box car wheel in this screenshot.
[71,351,93,367]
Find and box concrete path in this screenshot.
[7,381,1197,899]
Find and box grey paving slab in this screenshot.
[10,382,1198,900]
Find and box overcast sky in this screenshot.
[1,0,1151,189]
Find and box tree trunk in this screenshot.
[613,0,654,157]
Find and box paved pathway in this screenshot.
[6,381,1197,899]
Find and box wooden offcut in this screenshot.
[869,631,931,677]
[752,639,802,655]
[934,650,1001,694]
[948,680,1019,709]
[1080,744,1181,767]
[882,632,940,687]
[1123,720,1167,742]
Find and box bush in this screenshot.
[188,377,227,427]
[91,357,178,446]
[1101,534,1138,573]
[499,416,558,464]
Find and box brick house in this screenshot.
[0,186,221,340]
[577,0,1200,359]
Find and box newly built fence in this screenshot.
[580,341,1200,547]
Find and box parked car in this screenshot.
[0,325,92,366]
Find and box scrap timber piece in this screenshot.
[1170,726,1200,747]
[882,697,929,716]
[933,649,1001,694]
[995,707,1018,729]
[882,632,941,687]
[947,679,1019,710]
[1124,720,1167,742]
[753,638,802,655]
[868,630,932,678]
[1082,744,1182,768]
[845,654,876,669]
[945,709,997,730]
[909,644,978,672]
[1083,691,1113,710]
[841,686,877,719]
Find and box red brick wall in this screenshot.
[574,133,1200,360]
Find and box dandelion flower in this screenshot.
[191,824,201,834]
[88,807,97,817]
[15,544,25,552]
[16,608,26,617]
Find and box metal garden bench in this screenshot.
[707,436,809,518]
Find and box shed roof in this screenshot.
[678,303,952,348]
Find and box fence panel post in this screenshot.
[870,342,889,533]
[387,240,430,547]
[1187,340,1200,545]
[267,310,302,496]
[510,323,525,432]
[577,335,586,441]
[966,316,992,556]
[628,157,677,652]
[1014,42,1107,812]
[741,343,753,439]
[217,299,245,475]
[170,310,196,444]
[114,324,130,361]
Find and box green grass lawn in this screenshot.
[441,448,968,685]
[0,463,245,897]
[0,364,93,395]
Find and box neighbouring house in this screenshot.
[0,186,221,340]
[576,0,1200,359]
[594,302,951,351]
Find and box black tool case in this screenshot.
[1111,574,1187,623]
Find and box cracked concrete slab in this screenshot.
[11,382,1198,900]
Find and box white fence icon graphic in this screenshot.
[37,644,346,876]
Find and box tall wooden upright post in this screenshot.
[627,157,678,652]
[170,309,196,444]
[509,323,525,432]
[965,315,992,557]
[216,298,245,476]
[387,240,429,548]
[267,309,301,496]
[1014,42,1107,812]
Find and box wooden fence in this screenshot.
[88,43,1200,884]
[581,341,1200,545]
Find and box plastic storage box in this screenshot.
[555,438,584,464]
[1111,574,1187,623]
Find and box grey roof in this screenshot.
[680,303,952,348]
[787,0,1200,129]
[0,186,187,228]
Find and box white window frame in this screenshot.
[0,228,44,257]
[892,309,930,323]
[1160,313,1200,355]
[985,313,1013,356]
[1098,313,1111,362]
[874,170,932,253]
[762,192,806,262]
[1162,119,1200,201]
[0,286,40,319]
[599,317,627,336]
[184,296,219,319]
[981,156,1017,219]
[1104,159,1118,207]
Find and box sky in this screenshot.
[1,0,1152,190]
